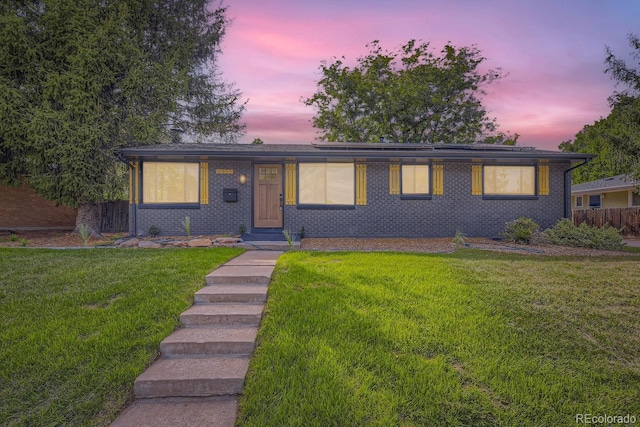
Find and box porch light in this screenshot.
[239,174,247,185]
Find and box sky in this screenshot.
[217,0,640,150]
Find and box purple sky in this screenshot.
[218,1,639,150]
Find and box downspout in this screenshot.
[563,159,590,219]
[116,152,137,236]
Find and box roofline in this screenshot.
[118,146,592,162]
[572,183,638,195]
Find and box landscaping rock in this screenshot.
[138,240,162,249]
[118,238,139,248]
[172,241,189,248]
[189,238,212,247]
[215,237,241,245]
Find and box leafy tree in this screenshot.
[251,138,264,145]
[561,33,640,183]
[0,0,245,235]
[303,39,511,144]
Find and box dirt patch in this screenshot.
[0,231,635,256]
[0,230,124,248]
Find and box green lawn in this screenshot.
[0,247,243,426]
[238,250,640,426]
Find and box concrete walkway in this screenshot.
[111,251,282,427]
[623,238,640,248]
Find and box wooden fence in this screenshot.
[573,207,640,237]
[101,201,129,233]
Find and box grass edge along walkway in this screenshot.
[237,250,640,426]
[0,247,243,427]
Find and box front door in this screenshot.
[253,164,283,228]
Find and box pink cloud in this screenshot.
[219,0,639,149]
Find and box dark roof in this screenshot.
[572,174,638,193]
[118,142,592,162]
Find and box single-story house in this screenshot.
[0,182,77,231]
[118,142,591,239]
[572,174,640,210]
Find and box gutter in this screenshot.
[563,159,591,219]
[115,152,137,236]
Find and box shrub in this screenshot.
[181,216,191,237]
[542,218,624,250]
[500,217,540,244]
[148,225,161,237]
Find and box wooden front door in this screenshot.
[253,164,283,228]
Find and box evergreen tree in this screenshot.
[0,0,245,234]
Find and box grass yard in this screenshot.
[238,250,640,426]
[0,247,243,426]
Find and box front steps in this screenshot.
[111,251,282,427]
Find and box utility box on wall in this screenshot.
[223,188,238,202]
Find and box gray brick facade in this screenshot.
[133,161,252,236]
[130,159,570,239]
[284,162,567,238]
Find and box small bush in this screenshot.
[148,225,161,237]
[500,217,540,244]
[78,223,91,246]
[542,218,624,250]
[181,216,191,237]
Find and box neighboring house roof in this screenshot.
[119,142,591,162]
[572,174,639,195]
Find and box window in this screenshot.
[299,163,354,205]
[589,194,601,208]
[633,192,640,206]
[143,162,199,203]
[401,165,430,194]
[484,166,535,196]
[575,196,583,207]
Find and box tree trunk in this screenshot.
[76,202,103,237]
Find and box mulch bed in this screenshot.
[0,230,635,256]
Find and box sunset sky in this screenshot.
[218,0,640,150]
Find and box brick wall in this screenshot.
[133,161,252,236]
[0,183,77,229]
[284,162,568,238]
[131,160,569,239]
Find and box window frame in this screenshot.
[632,191,640,207]
[575,195,583,207]
[296,162,356,209]
[139,161,202,209]
[400,163,432,200]
[588,194,601,209]
[482,164,538,200]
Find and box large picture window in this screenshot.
[299,163,354,205]
[402,165,430,194]
[143,162,199,203]
[484,166,535,196]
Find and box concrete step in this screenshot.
[206,266,275,285]
[134,357,250,398]
[224,251,282,266]
[194,285,267,304]
[180,304,263,326]
[111,397,238,427]
[160,327,258,356]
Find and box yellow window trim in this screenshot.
[356,164,367,205]
[285,163,297,205]
[538,164,549,196]
[200,162,209,204]
[471,164,482,195]
[389,164,400,194]
[433,164,444,195]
